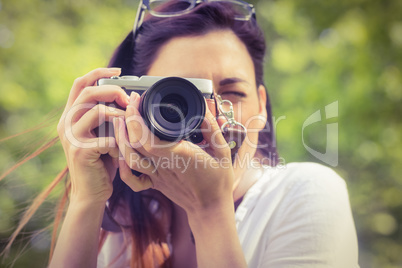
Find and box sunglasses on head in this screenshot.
[133,0,256,40]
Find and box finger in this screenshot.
[74,136,119,162]
[70,104,125,137]
[206,98,218,117]
[92,137,120,172]
[96,137,119,158]
[69,85,130,123]
[124,92,153,156]
[65,68,121,111]
[201,102,230,158]
[73,85,130,108]
[206,98,228,130]
[105,137,120,169]
[125,92,178,158]
[114,117,157,176]
[118,159,153,192]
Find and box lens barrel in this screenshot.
[139,77,205,142]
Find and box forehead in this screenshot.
[147,30,255,82]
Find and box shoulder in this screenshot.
[238,162,354,232]
[256,162,348,201]
[285,161,344,183]
[247,162,356,239]
[237,162,359,267]
[237,162,350,225]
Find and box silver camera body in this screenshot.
[98,75,213,98]
[98,75,214,143]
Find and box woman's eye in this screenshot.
[220,91,246,98]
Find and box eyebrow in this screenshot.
[219,77,249,86]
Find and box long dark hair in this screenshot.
[103,1,279,267]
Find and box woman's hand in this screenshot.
[114,92,235,215]
[115,93,247,268]
[57,68,130,204]
[51,68,130,268]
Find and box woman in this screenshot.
[52,1,359,267]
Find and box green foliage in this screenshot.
[0,0,401,267]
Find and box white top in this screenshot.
[98,162,360,267]
[236,162,359,268]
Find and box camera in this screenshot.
[98,75,214,144]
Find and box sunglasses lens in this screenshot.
[149,0,194,16]
[208,0,251,20]
[148,0,252,20]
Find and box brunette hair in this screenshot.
[104,1,279,268]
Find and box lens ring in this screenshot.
[140,77,206,141]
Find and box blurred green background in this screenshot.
[0,0,401,267]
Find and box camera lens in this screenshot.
[160,94,188,123]
[140,77,205,142]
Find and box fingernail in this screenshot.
[108,106,117,114]
[113,117,119,128]
[130,92,137,104]
[206,98,215,104]
[108,67,121,73]
[124,93,130,105]
[119,117,126,129]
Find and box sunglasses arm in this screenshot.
[133,1,147,35]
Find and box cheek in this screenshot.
[235,102,265,133]
[234,102,265,152]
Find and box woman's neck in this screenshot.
[232,160,263,202]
